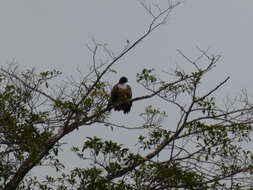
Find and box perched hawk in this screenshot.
[107,77,132,114]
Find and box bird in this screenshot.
[106,76,132,114]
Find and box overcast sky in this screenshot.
[1,0,253,179]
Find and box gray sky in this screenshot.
[1,0,253,180]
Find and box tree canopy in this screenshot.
[0,1,253,190]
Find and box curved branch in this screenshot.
[3,3,182,189]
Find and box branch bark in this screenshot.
[3,3,182,189]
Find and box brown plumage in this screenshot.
[107,77,132,114]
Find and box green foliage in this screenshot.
[1,57,253,190]
[1,31,253,190]
[133,162,209,190]
[136,68,157,85]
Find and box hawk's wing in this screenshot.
[121,85,132,113]
[126,85,132,99]
[106,84,119,111]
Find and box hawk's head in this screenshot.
[119,76,128,84]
